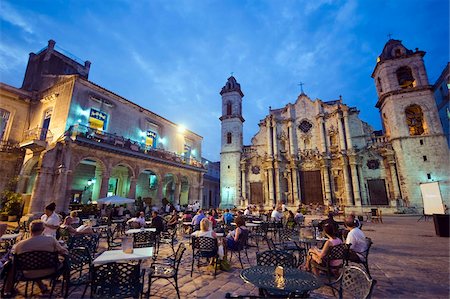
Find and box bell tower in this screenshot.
[372,39,449,210]
[219,76,244,208]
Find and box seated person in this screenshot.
[191,209,206,229]
[345,216,368,262]
[4,220,68,296]
[222,209,234,225]
[61,217,94,235]
[127,211,146,228]
[207,210,217,228]
[191,218,216,238]
[294,209,305,224]
[225,216,247,251]
[150,211,165,233]
[271,205,283,222]
[305,224,343,276]
[166,210,179,229]
[68,210,81,226]
[319,212,340,234]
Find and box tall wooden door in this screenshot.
[300,171,323,204]
[250,182,263,205]
[367,179,389,205]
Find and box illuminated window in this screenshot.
[396,66,415,89]
[226,102,232,115]
[88,108,108,131]
[146,130,157,149]
[227,132,232,144]
[405,104,425,136]
[0,108,10,140]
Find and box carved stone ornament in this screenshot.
[367,159,380,170]
[251,165,260,174]
[299,120,313,133]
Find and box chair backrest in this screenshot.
[15,251,59,277]
[174,243,186,270]
[371,209,378,217]
[279,229,297,243]
[266,238,276,251]
[324,243,348,266]
[68,234,99,257]
[192,236,218,255]
[68,246,92,271]
[256,250,296,268]
[236,228,249,250]
[339,266,376,299]
[133,231,158,248]
[91,262,143,298]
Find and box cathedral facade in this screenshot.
[220,39,449,213]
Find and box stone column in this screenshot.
[16,175,29,194]
[288,120,295,156]
[337,115,346,151]
[240,161,246,202]
[358,165,368,205]
[263,170,269,206]
[388,161,401,200]
[53,167,69,212]
[92,169,102,201]
[343,110,353,149]
[99,172,110,199]
[341,158,353,206]
[291,165,299,204]
[272,119,278,157]
[349,161,361,206]
[266,118,272,157]
[321,161,332,204]
[274,160,281,203]
[199,173,204,208]
[174,182,181,205]
[128,177,137,199]
[267,164,274,204]
[157,183,163,201]
[318,115,327,152]
[29,167,53,214]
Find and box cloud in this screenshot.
[0,1,33,34]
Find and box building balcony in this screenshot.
[19,127,53,151]
[67,124,206,171]
[0,140,22,153]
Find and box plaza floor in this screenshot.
[7,215,450,298]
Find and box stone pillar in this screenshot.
[274,160,281,203]
[16,175,29,194]
[157,183,163,201]
[321,162,332,204]
[266,118,272,157]
[29,167,53,214]
[53,167,69,212]
[99,172,110,199]
[358,165,368,205]
[240,161,246,202]
[288,120,295,156]
[263,169,269,206]
[337,115,347,151]
[272,119,278,157]
[174,182,181,205]
[349,161,361,206]
[128,177,137,199]
[291,165,299,204]
[343,110,353,149]
[388,161,401,200]
[318,115,327,152]
[60,170,73,213]
[341,158,353,206]
[267,164,274,204]
[199,173,204,208]
[92,169,102,201]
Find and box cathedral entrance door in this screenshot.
[300,171,324,205]
[367,179,389,205]
[250,182,263,205]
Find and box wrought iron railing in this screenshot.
[22,127,53,143]
[67,124,206,169]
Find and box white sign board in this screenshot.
[420,182,444,215]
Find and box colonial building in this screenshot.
[433,63,449,147]
[220,39,449,213]
[0,40,206,215]
[202,158,220,208]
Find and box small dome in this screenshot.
[220,76,244,97]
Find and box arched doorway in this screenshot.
[71,158,105,204]
[109,164,134,198]
[162,174,176,203]
[180,176,190,206]
[136,170,158,205]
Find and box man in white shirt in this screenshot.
[345,216,369,261]
[271,205,283,222]
[244,206,251,216]
[41,202,61,238]
[127,211,146,228]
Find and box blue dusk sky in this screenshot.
[0,0,448,161]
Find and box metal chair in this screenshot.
[310,243,348,283]
[90,262,145,298]
[106,228,122,250]
[227,229,251,269]
[11,251,64,298]
[148,243,186,299]
[159,227,178,254]
[328,265,377,299]
[256,250,296,268]
[191,236,219,278]
[371,209,383,223]
[67,234,99,258]
[63,247,91,298]
[133,231,159,254]
[347,237,373,278]
[277,229,305,267]
[249,222,269,251]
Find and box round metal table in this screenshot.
[240,265,322,296]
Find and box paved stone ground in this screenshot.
[4,215,449,298]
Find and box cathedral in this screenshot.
[220,39,449,214]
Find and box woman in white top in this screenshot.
[191,218,216,238]
[41,203,61,238]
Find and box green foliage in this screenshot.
[2,191,23,216]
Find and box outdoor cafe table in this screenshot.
[125,228,156,234]
[0,233,21,241]
[291,237,328,250]
[240,265,322,296]
[93,247,154,265]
